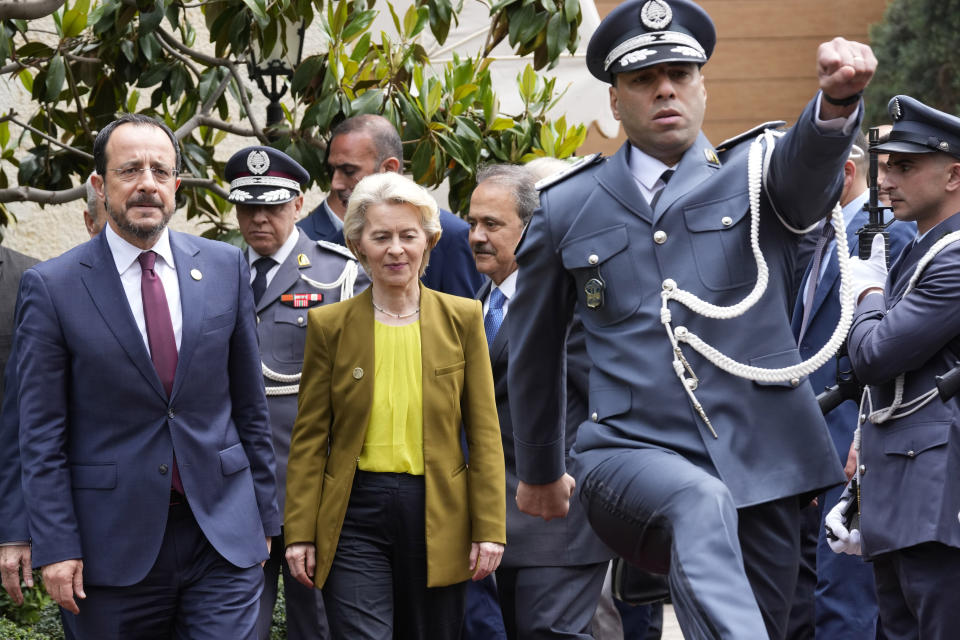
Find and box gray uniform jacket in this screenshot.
[508,96,853,508]
[0,246,38,400]
[849,211,960,558]
[257,230,369,513]
[479,280,612,567]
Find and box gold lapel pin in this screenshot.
[297,253,311,268]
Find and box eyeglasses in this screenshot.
[109,166,179,183]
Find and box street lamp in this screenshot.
[247,19,306,135]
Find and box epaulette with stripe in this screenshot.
[715,121,788,153]
[316,240,358,261]
[534,153,605,191]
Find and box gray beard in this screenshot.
[105,194,172,243]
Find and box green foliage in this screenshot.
[865,0,960,126]
[269,575,286,640]
[0,617,55,639]
[0,571,63,640]
[0,0,585,236]
[0,571,52,626]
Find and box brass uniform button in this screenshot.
[653,230,667,244]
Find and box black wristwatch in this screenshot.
[822,91,863,107]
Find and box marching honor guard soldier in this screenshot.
[832,96,960,640]
[224,146,369,640]
[505,0,876,638]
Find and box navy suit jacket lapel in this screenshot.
[80,232,167,400]
[169,231,203,400]
[476,280,508,364]
[310,204,339,241]
[810,208,870,322]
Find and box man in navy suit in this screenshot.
[468,164,611,639]
[838,95,960,640]
[787,131,913,639]
[297,114,481,297]
[506,0,876,637]
[15,114,279,639]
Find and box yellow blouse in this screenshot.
[358,320,424,475]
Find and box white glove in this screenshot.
[850,233,887,300]
[825,491,862,556]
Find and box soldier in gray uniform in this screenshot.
[505,1,876,638]
[833,95,960,640]
[225,146,368,640]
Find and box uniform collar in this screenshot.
[248,225,300,266]
[627,144,674,191]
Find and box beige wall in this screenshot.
[582,0,891,155]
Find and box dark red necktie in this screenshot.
[139,251,184,494]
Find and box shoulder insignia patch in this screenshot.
[534,153,604,191]
[316,240,358,261]
[715,121,788,154]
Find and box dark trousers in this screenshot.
[580,448,802,640]
[256,528,330,640]
[495,562,607,640]
[873,542,960,640]
[70,499,263,640]
[788,484,883,640]
[785,501,819,640]
[323,471,466,640]
[464,574,508,640]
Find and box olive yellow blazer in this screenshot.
[284,284,506,588]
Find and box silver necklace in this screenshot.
[372,298,420,319]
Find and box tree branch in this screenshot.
[156,32,202,79]
[0,60,28,75]
[0,113,94,160]
[63,52,103,65]
[226,62,269,144]
[196,115,258,137]
[0,0,66,20]
[174,73,234,139]
[63,59,94,142]
[0,184,84,204]
[156,26,230,67]
[180,176,229,200]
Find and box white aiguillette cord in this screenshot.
[659,129,854,436]
[859,229,960,426]
[262,260,362,396]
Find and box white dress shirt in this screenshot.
[483,269,518,319]
[105,224,182,352]
[324,199,344,231]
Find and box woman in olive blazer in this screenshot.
[284,172,505,639]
